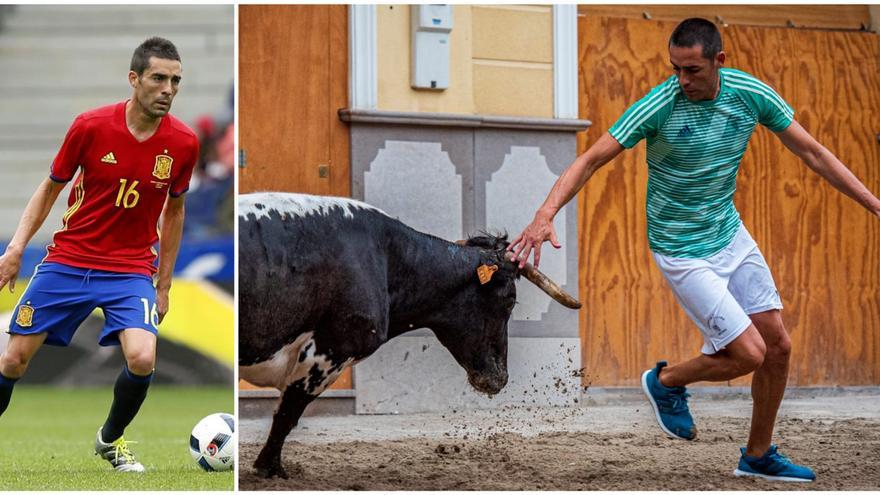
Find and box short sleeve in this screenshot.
[50,116,89,182]
[608,77,678,149]
[724,71,794,132]
[170,136,199,197]
[755,86,794,132]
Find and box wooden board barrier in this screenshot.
[578,5,871,31]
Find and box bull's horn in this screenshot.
[509,253,581,309]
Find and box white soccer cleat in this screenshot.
[95,427,145,473]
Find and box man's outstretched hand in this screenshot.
[507,212,561,269]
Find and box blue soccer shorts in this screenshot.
[8,262,159,347]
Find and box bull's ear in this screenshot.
[476,264,499,285]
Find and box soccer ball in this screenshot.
[190,412,235,472]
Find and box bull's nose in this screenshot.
[467,370,508,395]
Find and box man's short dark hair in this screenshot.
[669,18,722,59]
[130,37,180,75]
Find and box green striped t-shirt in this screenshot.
[608,68,794,258]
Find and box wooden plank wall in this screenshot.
[577,15,880,386]
[238,5,352,389]
[238,5,350,197]
[578,5,871,31]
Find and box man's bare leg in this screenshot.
[642,325,770,440]
[743,309,791,457]
[0,332,47,416]
[1,332,47,378]
[659,325,767,387]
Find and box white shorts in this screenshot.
[652,224,782,355]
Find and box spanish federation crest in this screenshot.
[15,304,34,327]
[153,154,173,180]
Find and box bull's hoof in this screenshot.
[254,462,288,479]
[254,457,288,479]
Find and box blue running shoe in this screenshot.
[733,445,815,482]
[640,361,696,440]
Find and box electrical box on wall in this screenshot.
[411,5,453,90]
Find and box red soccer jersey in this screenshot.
[44,101,199,276]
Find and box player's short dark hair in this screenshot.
[130,37,180,75]
[669,18,722,59]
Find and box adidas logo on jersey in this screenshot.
[677,125,693,137]
[101,152,117,164]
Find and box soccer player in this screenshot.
[509,18,880,482]
[0,37,198,472]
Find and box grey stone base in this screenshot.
[353,336,583,414]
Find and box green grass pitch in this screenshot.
[0,385,234,491]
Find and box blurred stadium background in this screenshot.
[0,5,233,387]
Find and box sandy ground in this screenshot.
[239,390,880,490]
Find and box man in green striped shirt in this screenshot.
[510,18,880,482]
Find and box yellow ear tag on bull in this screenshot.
[477,264,499,285]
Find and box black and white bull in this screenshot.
[238,192,579,478]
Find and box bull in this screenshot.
[238,192,579,478]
